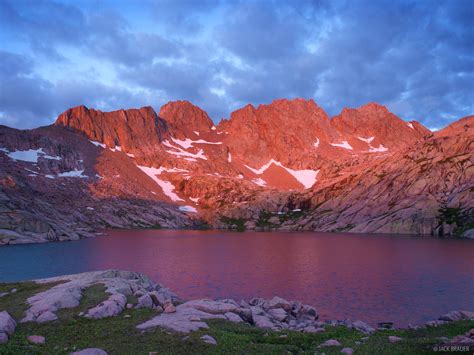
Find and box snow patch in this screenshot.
[211,126,217,131]
[89,140,106,148]
[163,140,208,160]
[179,205,197,213]
[171,137,222,149]
[245,159,319,189]
[5,148,61,163]
[237,174,244,179]
[57,169,88,178]
[137,165,184,202]
[407,122,414,129]
[193,131,200,136]
[227,152,232,162]
[167,147,207,160]
[252,178,267,187]
[368,144,389,153]
[313,138,320,148]
[354,137,389,153]
[126,153,135,158]
[330,141,353,150]
[190,197,199,203]
[24,168,39,175]
[110,146,122,152]
[357,136,375,144]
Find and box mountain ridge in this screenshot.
[0,98,472,245]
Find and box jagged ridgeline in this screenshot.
[0,99,473,244]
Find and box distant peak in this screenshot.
[159,100,213,132]
[360,102,388,111]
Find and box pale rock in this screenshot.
[237,307,252,322]
[137,303,226,333]
[0,311,16,337]
[201,334,217,345]
[0,332,8,344]
[300,304,318,319]
[28,335,46,344]
[250,306,265,317]
[253,314,274,329]
[22,270,156,323]
[136,294,154,309]
[388,335,402,343]
[71,348,108,355]
[164,304,176,313]
[249,298,266,307]
[184,299,237,314]
[218,299,239,306]
[450,335,474,344]
[86,293,127,319]
[439,311,463,321]
[320,339,342,347]
[36,311,58,323]
[268,308,288,322]
[341,348,353,354]
[304,326,325,333]
[460,310,474,320]
[224,312,243,323]
[148,291,167,307]
[351,320,375,334]
[265,296,291,311]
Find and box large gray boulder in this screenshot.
[0,311,16,343]
[86,293,127,319]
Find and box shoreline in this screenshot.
[2,226,473,247]
[1,269,472,329]
[1,270,473,353]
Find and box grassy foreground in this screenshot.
[0,281,473,354]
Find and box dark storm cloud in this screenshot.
[0,0,472,129]
[0,49,155,128]
[147,0,220,35]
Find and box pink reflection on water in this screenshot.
[85,230,474,326]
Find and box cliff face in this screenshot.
[0,99,472,244]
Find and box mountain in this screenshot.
[0,99,472,245]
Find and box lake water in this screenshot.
[1,230,473,326]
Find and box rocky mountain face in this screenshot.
[0,99,472,244]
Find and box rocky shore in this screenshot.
[1,270,473,354]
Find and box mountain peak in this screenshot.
[55,105,166,149]
[159,100,214,137]
[331,103,429,150]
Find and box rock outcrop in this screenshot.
[0,311,16,344]
[21,270,175,323]
[9,270,474,339]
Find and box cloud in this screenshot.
[0,0,472,129]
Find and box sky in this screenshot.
[0,0,472,130]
